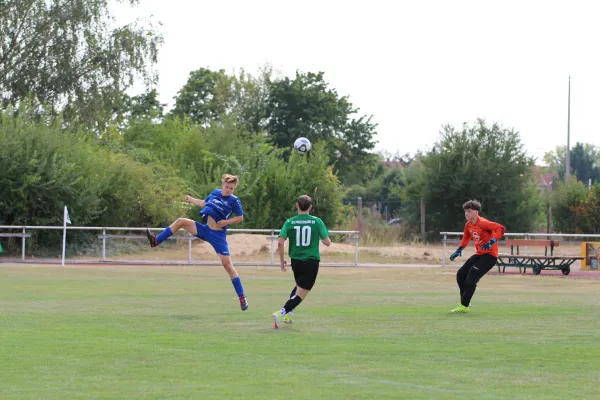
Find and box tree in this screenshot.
[404,119,543,238]
[124,89,165,120]
[543,143,600,184]
[264,71,378,185]
[171,66,272,131]
[0,0,162,130]
[550,179,600,234]
[170,68,233,126]
[571,143,600,184]
[543,145,566,181]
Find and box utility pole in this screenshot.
[566,76,571,182]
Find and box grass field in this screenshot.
[1,263,599,399]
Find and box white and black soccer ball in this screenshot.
[293,137,311,153]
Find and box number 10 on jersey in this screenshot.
[294,226,312,246]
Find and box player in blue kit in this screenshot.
[145,174,249,311]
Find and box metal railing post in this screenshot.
[355,234,359,266]
[442,232,447,266]
[270,230,275,265]
[22,227,26,260]
[102,228,106,262]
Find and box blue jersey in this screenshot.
[200,189,244,232]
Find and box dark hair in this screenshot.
[297,195,312,211]
[462,199,481,211]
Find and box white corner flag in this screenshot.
[62,206,71,266]
[64,206,72,225]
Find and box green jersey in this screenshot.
[278,214,330,261]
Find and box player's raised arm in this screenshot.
[478,219,506,250]
[480,219,506,240]
[185,195,205,207]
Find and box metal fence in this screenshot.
[0,226,361,266]
[440,231,600,266]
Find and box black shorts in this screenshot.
[458,254,498,285]
[291,258,320,290]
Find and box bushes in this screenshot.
[122,117,345,229]
[0,111,186,251]
[550,180,600,234]
[0,110,346,257]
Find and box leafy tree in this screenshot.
[170,66,272,132]
[264,71,378,185]
[550,179,600,233]
[543,143,600,184]
[124,89,165,120]
[403,119,542,238]
[575,184,600,234]
[170,68,233,125]
[0,0,162,129]
[570,143,600,184]
[170,68,379,185]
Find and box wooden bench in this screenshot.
[496,239,584,275]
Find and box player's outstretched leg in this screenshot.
[146,218,197,248]
[145,229,158,247]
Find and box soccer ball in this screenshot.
[293,137,311,153]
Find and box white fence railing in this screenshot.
[0,226,361,266]
[439,231,600,266]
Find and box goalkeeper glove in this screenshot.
[450,246,463,261]
[480,238,497,251]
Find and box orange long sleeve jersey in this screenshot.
[459,217,506,257]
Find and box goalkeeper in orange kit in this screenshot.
[449,200,506,313]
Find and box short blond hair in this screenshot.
[221,174,239,186]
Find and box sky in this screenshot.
[113,0,600,163]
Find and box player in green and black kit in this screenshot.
[272,195,331,329]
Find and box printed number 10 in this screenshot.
[294,226,312,246]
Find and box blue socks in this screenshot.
[231,276,245,297]
[156,226,173,245]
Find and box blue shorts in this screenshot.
[194,221,230,256]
